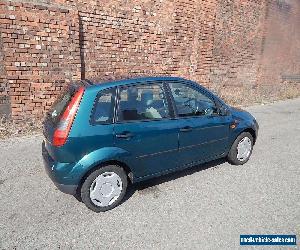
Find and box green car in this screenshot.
[42,77,259,212]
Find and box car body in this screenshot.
[42,77,259,211]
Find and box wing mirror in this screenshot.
[219,106,230,116]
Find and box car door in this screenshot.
[167,81,231,165]
[113,82,180,179]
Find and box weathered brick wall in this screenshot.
[78,0,217,85]
[0,0,299,119]
[0,0,81,119]
[209,0,300,105]
[0,27,10,115]
[258,0,300,86]
[0,0,219,119]
[211,0,266,88]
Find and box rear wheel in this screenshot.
[227,132,254,165]
[81,165,128,212]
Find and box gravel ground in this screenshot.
[0,98,299,249]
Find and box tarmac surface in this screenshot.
[0,98,299,249]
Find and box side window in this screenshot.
[92,88,115,124]
[169,82,218,117]
[117,83,170,122]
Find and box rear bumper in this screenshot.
[52,182,77,195]
[42,141,78,195]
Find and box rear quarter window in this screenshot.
[91,88,116,124]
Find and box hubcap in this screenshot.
[89,172,123,207]
[237,137,252,161]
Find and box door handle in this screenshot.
[116,132,133,139]
[180,126,192,132]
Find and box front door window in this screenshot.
[169,82,218,117]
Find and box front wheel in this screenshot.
[81,165,128,212]
[227,132,254,165]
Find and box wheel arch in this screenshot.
[75,159,133,200]
[242,127,257,144]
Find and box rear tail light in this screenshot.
[53,87,85,147]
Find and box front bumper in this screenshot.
[42,141,78,195]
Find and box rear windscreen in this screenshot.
[47,86,75,124]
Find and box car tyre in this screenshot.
[227,132,254,165]
[81,165,128,212]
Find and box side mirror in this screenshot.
[219,106,230,116]
[174,89,181,96]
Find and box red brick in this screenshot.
[1,0,300,119]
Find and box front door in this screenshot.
[167,81,230,165]
[113,82,180,179]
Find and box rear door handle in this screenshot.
[116,132,133,139]
[180,126,192,132]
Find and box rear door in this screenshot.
[113,82,180,179]
[167,81,231,165]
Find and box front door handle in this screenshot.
[116,132,133,139]
[180,126,192,132]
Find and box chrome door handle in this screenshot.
[116,132,133,139]
[180,126,192,132]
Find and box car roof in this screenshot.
[85,76,188,90]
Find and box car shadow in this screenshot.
[73,158,227,206]
[121,158,227,204]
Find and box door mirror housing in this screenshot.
[218,106,230,116]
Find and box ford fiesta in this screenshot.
[42,77,259,212]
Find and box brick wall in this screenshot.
[211,0,266,87]
[78,0,217,85]
[258,0,300,86]
[0,0,81,119]
[210,0,300,104]
[0,0,299,119]
[0,27,10,115]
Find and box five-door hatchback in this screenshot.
[43,77,259,212]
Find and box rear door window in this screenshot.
[117,83,170,122]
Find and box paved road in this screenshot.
[0,98,299,249]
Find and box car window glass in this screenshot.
[118,83,169,121]
[92,88,115,123]
[47,85,75,125]
[169,82,218,117]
